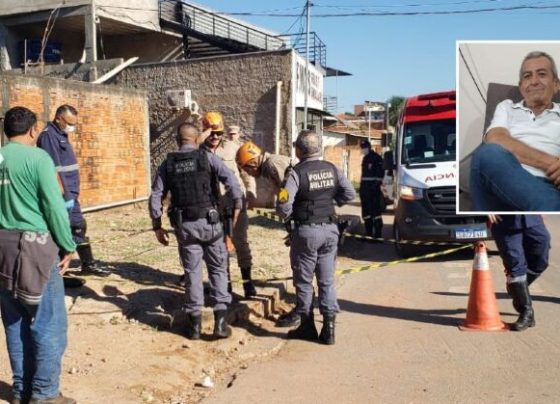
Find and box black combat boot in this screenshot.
[319,313,336,345]
[241,267,257,298]
[185,313,201,340]
[276,307,301,328]
[373,218,383,240]
[527,273,538,286]
[287,312,319,341]
[213,310,232,339]
[506,283,522,314]
[363,218,374,240]
[509,281,535,331]
[76,244,110,276]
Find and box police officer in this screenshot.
[359,139,385,240]
[277,130,355,345]
[490,214,550,331]
[236,141,297,193]
[38,104,110,277]
[149,123,242,340]
[201,112,257,298]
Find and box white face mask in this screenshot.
[361,148,369,156]
[63,125,76,134]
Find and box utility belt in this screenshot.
[292,215,337,227]
[168,206,220,228]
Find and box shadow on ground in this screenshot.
[339,298,466,327]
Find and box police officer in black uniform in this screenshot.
[277,130,355,345]
[359,139,385,240]
[149,123,242,340]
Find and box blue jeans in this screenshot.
[470,143,560,211]
[0,265,68,401]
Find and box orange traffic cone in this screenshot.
[459,242,508,332]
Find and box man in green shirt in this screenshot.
[0,106,76,404]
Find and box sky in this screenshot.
[195,0,560,113]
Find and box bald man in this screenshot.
[149,123,242,340]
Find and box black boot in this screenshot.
[506,283,522,314]
[363,218,373,239]
[76,244,110,276]
[185,313,201,340]
[276,307,301,328]
[507,274,540,313]
[509,281,535,331]
[527,273,538,286]
[287,313,318,341]
[319,313,336,345]
[213,310,232,339]
[373,218,383,240]
[241,267,257,298]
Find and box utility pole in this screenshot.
[303,0,311,130]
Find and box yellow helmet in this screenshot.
[236,141,262,167]
[202,111,224,132]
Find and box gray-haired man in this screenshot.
[470,51,560,211]
[276,130,355,345]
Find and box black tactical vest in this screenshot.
[292,159,338,224]
[166,150,217,219]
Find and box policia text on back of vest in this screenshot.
[292,160,339,225]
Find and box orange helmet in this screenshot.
[236,141,262,167]
[202,111,224,132]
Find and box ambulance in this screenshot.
[386,90,489,257]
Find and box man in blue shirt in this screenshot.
[38,105,110,277]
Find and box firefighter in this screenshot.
[359,139,385,240]
[236,141,301,327]
[149,122,242,340]
[37,105,110,277]
[276,130,355,345]
[236,141,296,193]
[201,112,257,298]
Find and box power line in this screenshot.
[219,4,560,17]
[459,47,486,105]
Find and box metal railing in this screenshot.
[159,1,286,51]
[278,32,327,68]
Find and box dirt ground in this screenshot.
[3,200,460,403]
[0,202,378,404]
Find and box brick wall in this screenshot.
[116,49,294,175]
[0,74,150,209]
[324,145,363,184]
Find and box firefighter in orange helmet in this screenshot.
[201,112,257,298]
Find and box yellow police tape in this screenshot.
[251,209,464,247]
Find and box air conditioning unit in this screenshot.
[166,89,191,109]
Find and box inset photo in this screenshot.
[457,41,560,213]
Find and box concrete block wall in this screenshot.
[0,74,150,209]
[116,49,294,175]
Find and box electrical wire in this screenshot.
[459,47,486,105]
[38,2,64,64]
[220,4,560,17]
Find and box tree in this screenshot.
[386,95,405,128]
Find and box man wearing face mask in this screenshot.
[38,105,111,277]
[359,139,385,240]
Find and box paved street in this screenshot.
[204,215,560,404]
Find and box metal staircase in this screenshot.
[159,1,286,59]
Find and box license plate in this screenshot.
[455,228,487,240]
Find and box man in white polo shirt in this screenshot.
[470,50,560,211]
